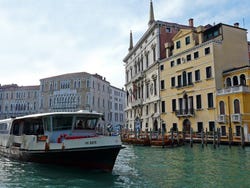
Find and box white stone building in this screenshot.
[123,1,191,131]
[0,84,39,119]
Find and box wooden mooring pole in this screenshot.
[171,128,174,147]
[190,127,193,148]
[213,128,216,149]
[217,128,221,147]
[205,128,208,147]
[241,126,245,148]
[229,127,232,148]
[201,128,204,148]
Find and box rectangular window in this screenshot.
[177,75,182,87]
[196,94,202,109]
[176,41,181,49]
[160,64,164,71]
[205,47,210,55]
[209,121,215,132]
[172,99,176,112]
[195,70,200,81]
[171,77,175,87]
[170,60,175,67]
[207,93,214,108]
[236,126,241,136]
[185,36,190,45]
[197,122,203,133]
[221,126,226,136]
[206,66,212,79]
[161,101,165,113]
[166,27,171,33]
[160,80,165,90]
[188,72,192,85]
[177,58,181,65]
[194,51,199,59]
[186,54,191,61]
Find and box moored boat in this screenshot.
[0,110,124,171]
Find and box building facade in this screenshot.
[124,1,191,132]
[216,66,250,141]
[0,72,125,128]
[109,86,125,128]
[159,22,249,134]
[0,84,39,119]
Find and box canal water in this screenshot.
[0,144,249,188]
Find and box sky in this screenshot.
[0,0,250,89]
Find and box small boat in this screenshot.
[0,110,124,171]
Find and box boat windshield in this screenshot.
[52,115,73,131]
[74,116,98,130]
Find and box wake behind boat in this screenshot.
[0,110,124,171]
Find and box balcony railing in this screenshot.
[131,99,143,107]
[231,114,241,123]
[175,109,195,117]
[217,114,226,123]
[217,86,250,95]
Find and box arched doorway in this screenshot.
[183,119,191,133]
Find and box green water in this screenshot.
[0,144,249,188]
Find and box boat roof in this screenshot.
[0,110,103,122]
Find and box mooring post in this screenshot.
[205,128,208,147]
[190,127,193,148]
[217,128,221,147]
[182,128,186,145]
[213,128,216,149]
[229,127,232,148]
[240,126,245,148]
[150,128,152,141]
[176,128,180,145]
[162,127,165,148]
[171,128,174,147]
[201,128,204,148]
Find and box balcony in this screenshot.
[217,86,250,96]
[175,109,195,117]
[217,114,226,123]
[131,99,143,107]
[231,114,241,123]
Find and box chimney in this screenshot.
[234,22,239,27]
[189,18,194,27]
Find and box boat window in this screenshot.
[74,117,98,130]
[23,118,44,135]
[11,120,24,136]
[53,116,73,131]
[43,116,52,132]
[0,123,8,134]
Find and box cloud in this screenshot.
[0,0,249,89]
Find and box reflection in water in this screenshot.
[0,145,250,188]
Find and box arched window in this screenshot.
[226,77,231,87]
[240,74,246,86]
[234,99,240,114]
[219,101,225,114]
[233,76,238,86]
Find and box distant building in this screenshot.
[0,72,125,128]
[109,85,125,128]
[159,22,249,135]
[0,84,39,119]
[123,1,191,132]
[39,72,125,126]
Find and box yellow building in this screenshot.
[216,66,250,141]
[159,22,249,134]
